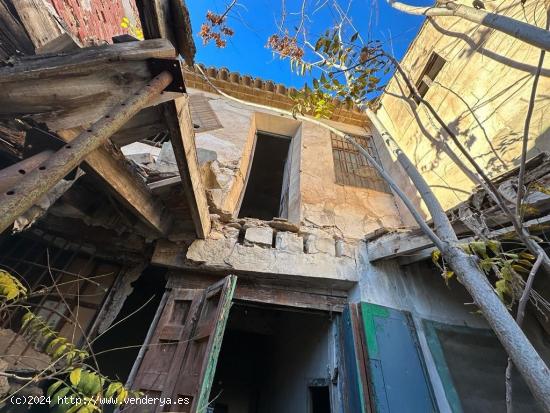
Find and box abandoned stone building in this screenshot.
[0,0,549,412]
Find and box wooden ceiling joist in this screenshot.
[60,133,174,236]
[136,0,196,65]
[0,71,176,235]
[162,95,211,238]
[369,153,550,264]
[0,39,179,131]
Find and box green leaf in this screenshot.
[469,241,487,258]
[431,249,441,264]
[479,258,493,272]
[487,240,501,254]
[21,312,34,329]
[78,371,102,396]
[443,270,454,285]
[314,37,324,51]
[47,337,66,354]
[47,381,64,397]
[70,368,82,386]
[75,405,92,413]
[66,404,83,413]
[53,344,68,359]
[116,388,128,405]
[51,386,71,406]
[106,382,123,399]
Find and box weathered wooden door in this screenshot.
[129,275,237,413]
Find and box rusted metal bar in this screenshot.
[0,150,54,193]
[0,71,173,234]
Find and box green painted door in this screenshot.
[360,303,438,413]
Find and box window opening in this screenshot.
[331,133,391,193]
[239,132,292,220]
[413,52,446,104]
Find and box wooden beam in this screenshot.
[111,106,167,147]
[0,40,178,132]
[370,154,550,263]
[136,0,196,65]
[367,230,433,262]
[9,0,77,52]
[148,176,181,191]
[63,136,174,236]
[0,0,34,60]
[0,73,175,235]
[162,96,211,238]
[0,38,175,81]
[167,272,347,312]
[370,215,550,264]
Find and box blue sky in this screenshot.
[187,0,429,88]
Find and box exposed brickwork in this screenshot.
[48,0,140,45]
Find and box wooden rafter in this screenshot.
[0,71,175,235]
[162,95,211,238]
[0,39,179,132]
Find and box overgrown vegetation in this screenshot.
[0,269,139,412]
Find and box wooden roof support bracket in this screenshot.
[0,71,175,235]
[162,95,211,239]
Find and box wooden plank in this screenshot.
[396,214,550,266]
[167,272,346,312]
[10,0,71,51]
[162,96,211,238]
[370,214,550,264]
[0,0,34,60]
[136,0,174,43]
[111,106,167,147]
[0,38,175,82]
[0,55,181,131]
[368,230,433,262]
[58,129,173,236]
[169,0,195,65]
[350,303,373,413]
[136,0,196,64]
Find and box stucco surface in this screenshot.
[377,0,550,214]
[188,88,404,240]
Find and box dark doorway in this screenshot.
[238,132,291,220]
[211,303,334,412]
[310,386,331,413]
[92,266,166,383]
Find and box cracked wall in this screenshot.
[188,87,404,241]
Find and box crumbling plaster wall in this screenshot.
[376,0,550,215]
[183,219,360,283]
[188,87,404,241]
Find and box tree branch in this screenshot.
[516,9,549,222]
[505,253,544,413]
[387,0,550,51]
